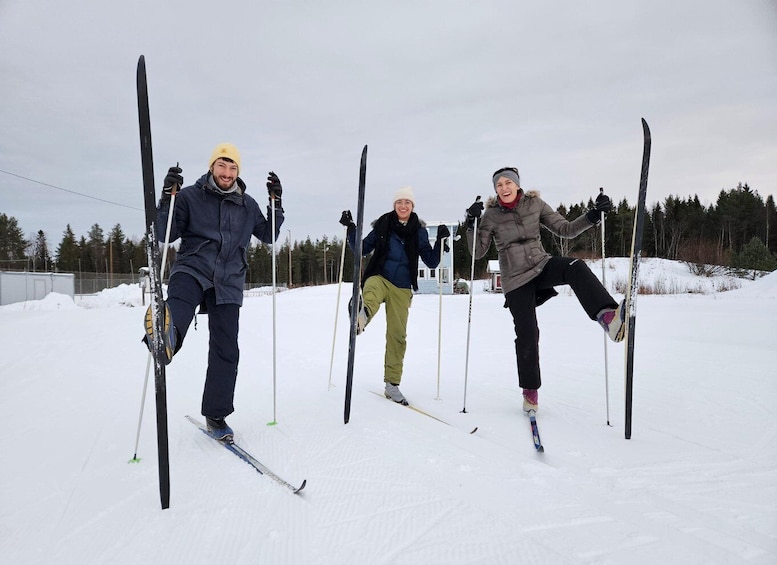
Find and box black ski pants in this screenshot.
[166,272,240,418]
[505,257,617,390]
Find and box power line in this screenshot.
[0,168,143,211]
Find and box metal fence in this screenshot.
[1,263,292,299]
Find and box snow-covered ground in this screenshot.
[1,258,775,564]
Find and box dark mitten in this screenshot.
[339,210,355,229]
[162,165,183,200]
[266,172,282,206]
[465,198,484,227]
[586,191,613,224]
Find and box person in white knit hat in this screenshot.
[339,186,450,405]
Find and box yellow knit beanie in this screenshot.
[208,143,241,173]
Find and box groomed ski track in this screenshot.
[0,268,775,564]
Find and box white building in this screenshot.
[416,222,457,295]
[487,260,502,292]
[0,271,75,306]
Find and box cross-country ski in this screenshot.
[624,118,652,440]
[186,416,306,494]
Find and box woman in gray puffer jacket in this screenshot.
[465,166,624,413]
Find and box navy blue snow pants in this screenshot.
[166,272,240,418]
[505,257,617,390]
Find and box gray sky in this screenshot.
[1,0,776,249]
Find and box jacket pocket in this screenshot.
[238,246,248,273]
[179,239,212,257]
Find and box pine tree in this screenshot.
[107,224,127,278]
[732,237,777,279]
[32,230,51,271]
[55,225,80,271]
[87,224,106,273]
[0,213,28,265]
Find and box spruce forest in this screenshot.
[2,183,775,294]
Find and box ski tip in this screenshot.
[470,427,478,434]
[295,479,307,494]
[537,446,545,453]
[641,117,650,135]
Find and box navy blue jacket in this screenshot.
[349,212,441,290]
[156,173,283,306]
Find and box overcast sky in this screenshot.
[1,0,776,249]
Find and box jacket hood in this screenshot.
[370,211,427,228]
[194,173,247,205]
[486,189,540,209]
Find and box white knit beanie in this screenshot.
[393,185,415,207]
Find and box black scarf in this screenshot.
[363,211,421,290]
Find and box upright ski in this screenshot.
[343,145,367,424]
[186,416,306,494]
[137,55,170,509]
[527,411,544,452]
[624,118,651,440]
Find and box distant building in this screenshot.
[0,271,75,306]
[487,260,502,292]
[416,222,457,295]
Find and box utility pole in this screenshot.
[287,229,292,288]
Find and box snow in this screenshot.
[1,259,775,564]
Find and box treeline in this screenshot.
[458,182,777,279]
[2,183,776,286]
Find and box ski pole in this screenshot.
[600,187,611,426]
[435,226,446,400]
[328,227,348,389]
[461,197,480,413]
[131,172,178,464]
[268,191,278,426]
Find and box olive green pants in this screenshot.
[362,275,413,384]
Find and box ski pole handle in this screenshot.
[170,161,180,195]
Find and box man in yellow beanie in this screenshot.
[145,143,284,439]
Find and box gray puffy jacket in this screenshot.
[467,190,593,294]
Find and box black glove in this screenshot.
[435,224,451,253]
[162,166,183,200]
[267,171,282,201]
[465,198,484,228]
[339,210,356,229]
[586,191,613,224]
